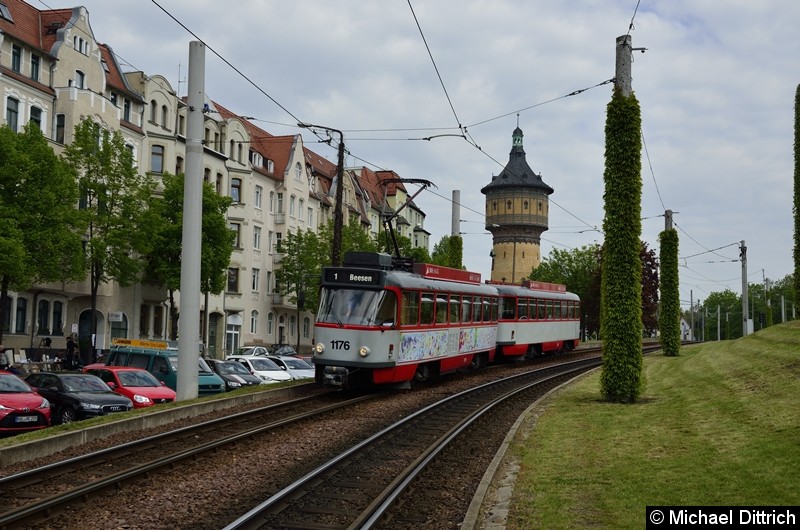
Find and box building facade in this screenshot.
[0,0,428,359]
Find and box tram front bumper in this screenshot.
[322,366,349,387]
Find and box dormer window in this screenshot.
[0,3,15,22]
[267,159,275,173]
[250,151,263,168]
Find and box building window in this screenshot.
[289,315,297,337]
[178,114,185,135]
[227,268,239,293]
[56,114,65,143]
[229,223,241,248]
[161,105,168,127]
[303,317,310,338]
[0,3,14,21]
[298,199,304,221]
[267,159,275,173]
[123,99,131,122]
[11,45,21,73]
[250,310,258,334]
[295,162,302,181]
[268,231,273,253]
[231,178,242,203]
[75,70,85,89]
[110,92,117,105]
[28,54,39,81]
[15,298,27,334]
[153,305,164,338]
[275,232,282,252]
[266,271,272,293]
[175,156,184,175]
[37,300,50,335]
[52,302,63,335]
[149,100,157,122]
[254,185,262,209]
[523,200,529,210]
[29,106,42,129]
[6,97,19,132]
[140,305,150,336]
[267,313,274,335]
[215,172,222,193]
[251,268,260,292]
[289,195,296,218]
[276,193,284,213]
[253,226,261,250]
[110,314,128,340]
[151,145,164,174]
[269,191,275,213]
[308,208,313,226]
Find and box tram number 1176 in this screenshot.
[330,340,350,350]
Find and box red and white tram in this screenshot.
[312,252,580,388]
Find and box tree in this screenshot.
[0,125,85,343]
[700,289,742,340]
[319,216,380,263]
[659,228,680,355]
[600,87,643,403]
[275,228,326,350]
[147,173,234,339]
[641,242,659,337]
[63,118,156,363]
[431,235,463,268]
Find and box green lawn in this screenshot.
[506,321,800,529]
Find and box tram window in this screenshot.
[547,300,554,319]
[461,296,472,322]
[560,301,568,319]
[482,297,491,321]
[472,297,482,322]
[435,294,448,324]
[501,297,515,320]
[402,291,419,326]
[517,298,528,319]
[420,292,435,325]
[491,297,499,321]
[449,295,461,324]
[537,299,546,320]
[375,291,397,326]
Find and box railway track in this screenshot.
[0,389,380,529]
[222,356,602,529]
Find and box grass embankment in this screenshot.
[507,321,800,529]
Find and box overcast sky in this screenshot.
[41,0,799,310]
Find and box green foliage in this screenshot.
[431,235,463,268]
[794,85,800,303]
[640,242,659,336]
[0,125,85,339]
[147,173,234,295]
[600,88,643,403]
[63,118,156,292]
[658,229,680,355]
[275,228,326,316]
[319,217,380,264]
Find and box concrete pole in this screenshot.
[740,240,749,336]
[177,41,204,401]
[451,190,460,236]
[615,35,632,96]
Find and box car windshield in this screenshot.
[0,374,33,393]
[62,375,111,393]
[250,358,281,371]
[217,362,250,375]
[282,358,312,370]
[317,288,397,326]
[117,370,161,387]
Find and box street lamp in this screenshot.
[298,122,345,266]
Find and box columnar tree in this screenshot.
[659,228,680,355]
[0,125,85,343]
[431,234,463,269]
[599,87,643,403]
[63,118,156,363]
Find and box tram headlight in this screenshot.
[314,343,325,354]
[358,346,370,358]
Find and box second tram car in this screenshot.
[312,252,580,388]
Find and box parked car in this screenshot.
[206,359,262,391]
[225,355,292,384]
[267,355,315,380]
[232,345,270,356]
[83,366,177,408]
[268,344,298,356]
[25,372,133,424]
[0,371,51,434]
[105,339,225,396]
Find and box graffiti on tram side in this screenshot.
[399,326,497,362]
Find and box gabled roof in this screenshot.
[99,43,144,102]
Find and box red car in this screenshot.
[83,366,176,408]
[0,371,51,433]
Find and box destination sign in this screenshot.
[323,268,384,287]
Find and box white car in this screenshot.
[225,355,291,384]
[267,355,315,380]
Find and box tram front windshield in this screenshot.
[317,288,397,327]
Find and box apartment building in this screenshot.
[0,0,427,359]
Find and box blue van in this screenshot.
[106,339,225,396]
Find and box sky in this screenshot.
[40,0,799,311]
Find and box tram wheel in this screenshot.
[414,363,431,382]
